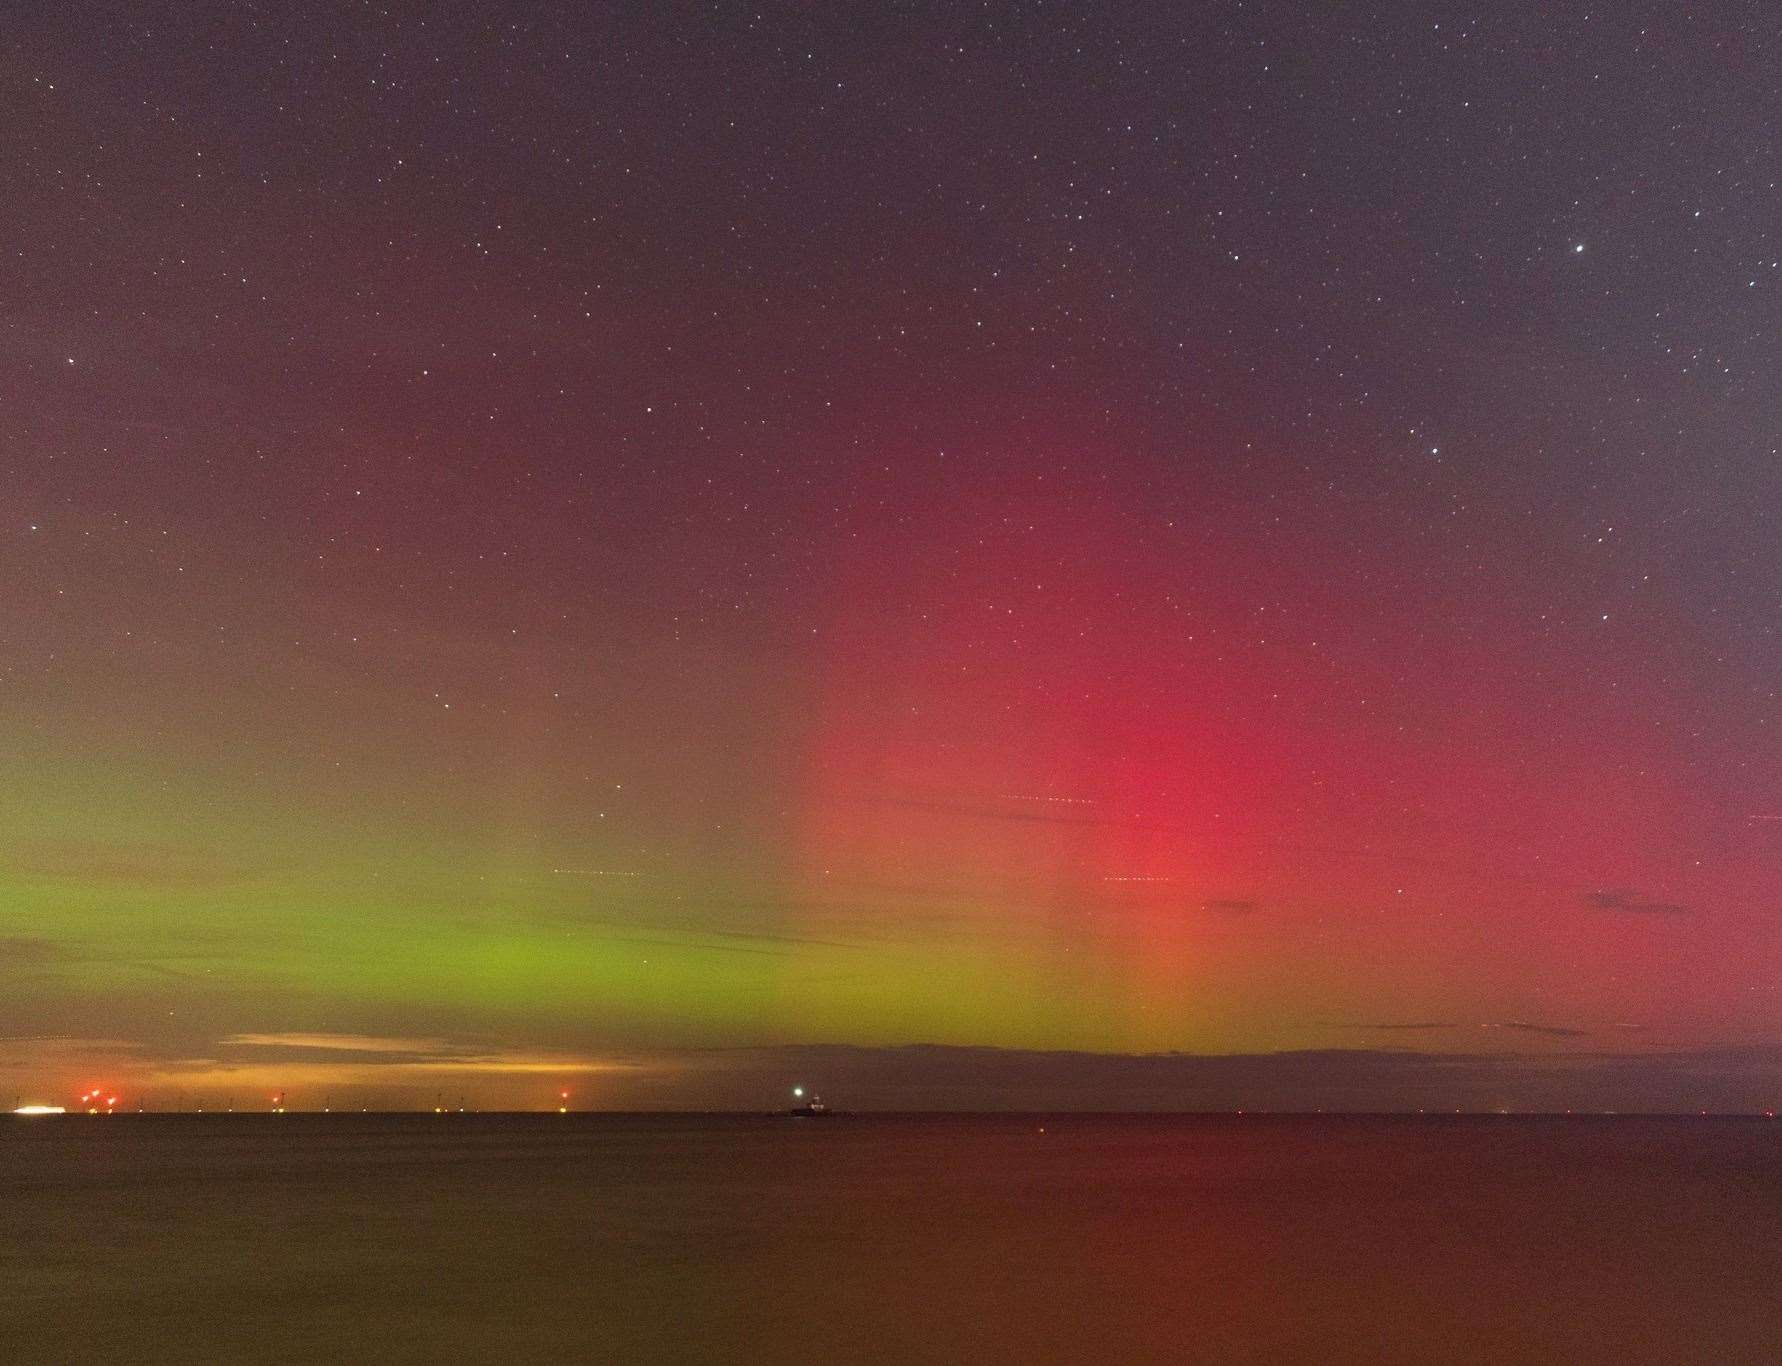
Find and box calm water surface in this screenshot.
[3,1114,1779,1363]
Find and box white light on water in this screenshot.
[13,1105,66,1115]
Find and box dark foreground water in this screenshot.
[3,1114,1780,1363]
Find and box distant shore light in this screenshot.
[14,1105,67,1115]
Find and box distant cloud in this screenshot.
[1356,1021,1589,1038]
[580,930,859,958]
[1494,1021,1589,1038]
[1356,1022,1455,1032]
[0,936,69,963]
[225,1033,454,1056]
[0,935,222,981]
[4,839,263,890]
[0,1034,148,1065]
[215,1032,627,1074]
[581,920,867,953]
[861,793,1113,829]
[163,1033,646,1089]
[1585,888,1689,916]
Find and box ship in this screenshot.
[780,1086,833,1117]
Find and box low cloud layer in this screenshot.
[6,1035,1781,1114]
[1586,888,1690,916]
[1494,1022,1590,1039]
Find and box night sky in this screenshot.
[5,2,1779,1110]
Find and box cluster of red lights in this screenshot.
[79,1088,119,1115]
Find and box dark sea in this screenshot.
[3,1113,1779,1363]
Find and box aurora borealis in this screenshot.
[4,3,1779,1110]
